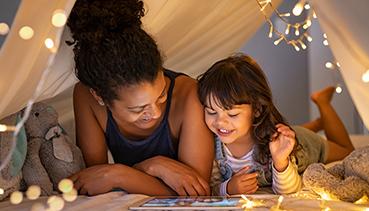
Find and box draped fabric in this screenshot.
[311,0,369,129]
[0,0,281,124]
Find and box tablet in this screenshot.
[129,196,244,210]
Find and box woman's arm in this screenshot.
[72,83,175,195]
[177,80,214,182]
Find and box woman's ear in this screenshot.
[89,88,105,106]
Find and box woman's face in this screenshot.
[110,71,168,130]
[204,96,254,145]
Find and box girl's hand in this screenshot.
[134,156,210,196]
[69,164,124,196]
[227,166,258,195]
[269,124,296,172]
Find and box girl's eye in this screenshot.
[228,113,239,117]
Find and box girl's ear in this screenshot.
[254,104,262,118]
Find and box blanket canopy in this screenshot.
[0,0,368,131]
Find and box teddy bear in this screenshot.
[303,146,369,202]
[22,102,85,195]
[0,112,27,201]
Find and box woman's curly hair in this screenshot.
[198,53,298,164]
[67,0,163,105]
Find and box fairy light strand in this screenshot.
[255,0,315,51]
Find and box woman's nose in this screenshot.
[147,104,161,119]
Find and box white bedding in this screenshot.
[0,191,367,211]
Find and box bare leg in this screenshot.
[310,86,354,163]
[301,118,322,133]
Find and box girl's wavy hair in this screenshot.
[198,53,298,164]
[67,0,163,105]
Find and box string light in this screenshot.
[304,3,311,10]
[274,36,284,45]
[256,0,316,51]
[336,85,343,94]
[325,62,334,69]
[18,26,34,40]
[292,0,305,16]
[58,178,74,193]
[0,124,16,132]
[44,38,54,49]
[323,39,329,46]
[362,69,369,83]
[10,191,23,204]
[0,188,4,195]
[336,62,341,67]
[51,9,67,27]
[26,185,41,200]
[47,196,65,211]
[0,22,10,35]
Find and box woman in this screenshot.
[67,0,213,196]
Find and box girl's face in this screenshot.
[110,71,168,130]
[204,96,254,145]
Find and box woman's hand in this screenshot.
[269,124,296,172]
[227,166,259,195]
[134,156,210,196]
[69,164,123,196]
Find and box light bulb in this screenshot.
[10,191,23,204]
[285,24,290,35]
[335,86,342,94]
[268,25,273,38]
[0,188,4,194]
[58,178,74,193]
[19,26,34,40]
[323,39,329,46]
[52,10,67,27]
[292,1,305,16]
[47,196,65,211]
[304,4,311,10]
[44,38,54,49]
[0,22,10,35]
[362,70,369,83]
[336,62,341,67]
[325,62,334,69]
[26,185,41,200]
[298,40,307,49]
[274,36,284,45]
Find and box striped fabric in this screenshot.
[211,144,302,195]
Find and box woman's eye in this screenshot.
[205,110,216,115]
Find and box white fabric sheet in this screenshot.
[0,0,280,121]
[311,0,369,129]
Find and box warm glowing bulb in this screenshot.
[336,62,341,67]
[323,33,327,38]
[44,38,54,49]
[10,191,23,204]
[47,196,65,211]
[281,13,291,17]
[268,25,273,38]
[0,124,16,132]
[0,188,4,195]
[26,185,41,200]
[19,26,34,40]
[313,11,317,18]
[362,70,369,83]
[304,4,311,10]
[63,188,78,202]
[298,40,307,49]
[58,178,74,193]
[291,42,300,51]
[285,24,290,35]
[325,62,334,69]
[336,86,342,94]
[292,1,304,16]
[52,10,67,27]
[274,36,284,45]
[323,39,329,46]
[295,27,300,36]
[0,22,10,35]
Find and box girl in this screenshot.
[67,0,214,196]
[197,54,354,195]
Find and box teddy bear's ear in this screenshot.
[45,126,73,162]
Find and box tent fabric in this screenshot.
[311,0,369,129]
[0,0,280,124]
